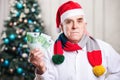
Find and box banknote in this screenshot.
[26,32,53,51]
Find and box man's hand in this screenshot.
[29,48,46,75]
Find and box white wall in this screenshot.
[0,0,120,53]
[0,0,9,43]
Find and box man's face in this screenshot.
[61,15,86,43]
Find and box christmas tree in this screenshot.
[0,0,44,80]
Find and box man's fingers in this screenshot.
[29,48,44,58]
[30,51,44,59]
[30,48,40,55]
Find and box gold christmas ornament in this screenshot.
[24,19,27,23]
[12,47,16,51]
[9,22,13,26]
[9,68,14,73]
[0,58,4,62]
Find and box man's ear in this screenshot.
[60,24,63,32]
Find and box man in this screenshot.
[29,1,120,80]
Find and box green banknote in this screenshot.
[26,32,53,50]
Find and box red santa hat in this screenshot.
[56,1,85,32]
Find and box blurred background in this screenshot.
[0,0,120,80]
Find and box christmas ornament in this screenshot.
[19,29,24,33]
[23,36,27,42]
[4,47,8,51]
[13,22,17,26]
[19,43,23,47]
[3,38,10,44]
[9,68,14,74]
[12,47,16,51]
[16,67,23,74]
[9,34,16,40]
[23,4,26,7]
[22,53,28,58]
[38,14,42,18]
[18,35,22,38]
[33,21,36,24]
[33,3,37,7]
[16,12,20,17]
[24,8,29,14]
[16,29,20,34]
[3,59,10,67]
[24,19,27,23]
[16,3,23,9]
[9,22,13,26]
[33,28,40,32]
[28,19,33,24]
[0,58,4,63]
[22,73,25,76]
[31,8,35,12]
[19,18,23,22]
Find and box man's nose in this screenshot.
[72,21,78,29]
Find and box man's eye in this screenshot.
[65,20,72,24]
[78,20,83,23]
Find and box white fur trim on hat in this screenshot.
[61,9,84,23]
